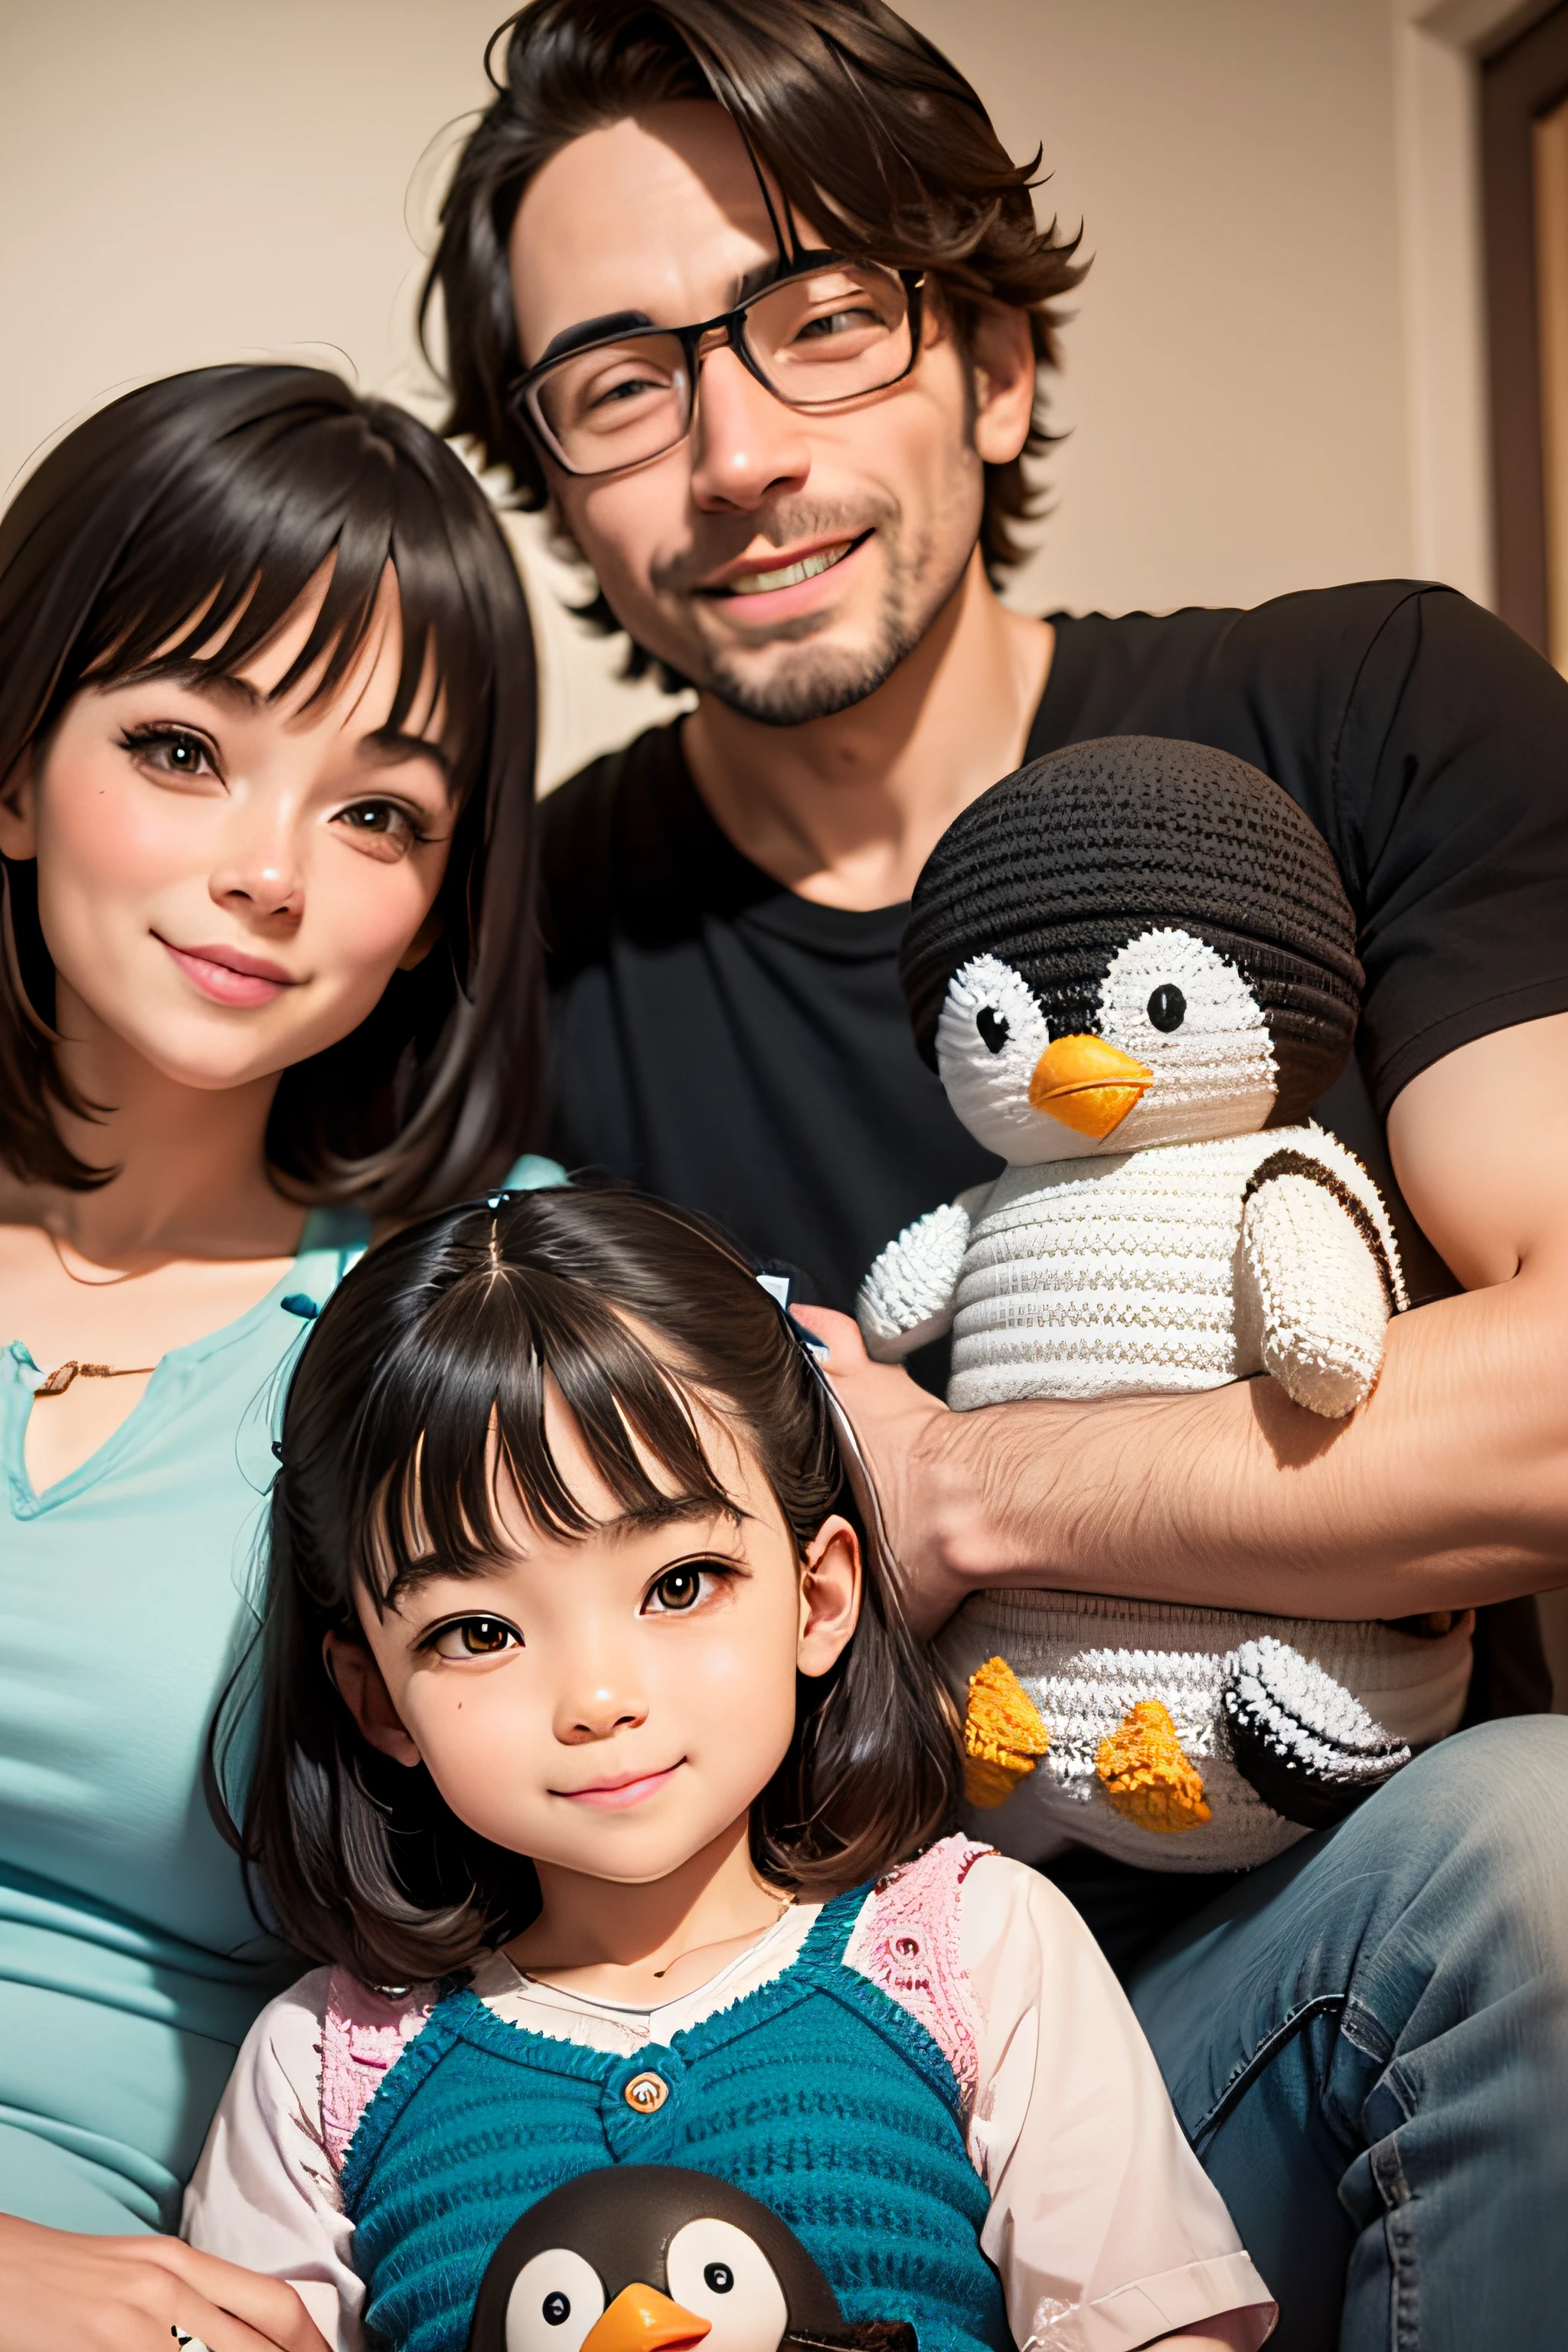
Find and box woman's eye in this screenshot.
[976,1006,1011,1054]
[120,726,217,779]
[430,1616,521,1658]
[1147,984,1187,1032]
[336,799,421,850]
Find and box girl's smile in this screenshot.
[555,1762,686,1809]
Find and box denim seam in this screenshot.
[1370,2133,1418,2350]
[1190,1991,1348,2149]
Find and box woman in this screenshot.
[0,364,552,2349]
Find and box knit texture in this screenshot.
[917,1122,1402,1411]
[338,1868,1009,2352]
[899,737,1361,1122]
[939,1589,1474,1872]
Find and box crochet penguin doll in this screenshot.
[467,2165,913,2352]
[857,737,1473,1872]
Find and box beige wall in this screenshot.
[4,0,1437,788]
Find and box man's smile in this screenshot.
[694,531,871,602]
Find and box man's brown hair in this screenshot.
[425,0,1086,665]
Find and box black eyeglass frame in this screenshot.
[507,253,927,477]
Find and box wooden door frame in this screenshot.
[1483,2,1568,651]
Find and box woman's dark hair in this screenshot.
[424,0,1086,678]
[227,1181,961,1987]
[0,364,541,1213]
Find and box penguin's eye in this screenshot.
[666,2218,789,2352]
[1147,984,1187,1033]
[975,1007,1010,1054]
[503,2249,605,2352]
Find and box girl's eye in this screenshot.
[643,1560,737,1615]
[119,725,217,780]
[648,1566,703,1612]
[429,1616,521,1658]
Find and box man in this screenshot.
[426,2,1568,2343]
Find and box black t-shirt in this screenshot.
[540,581,1568,1713]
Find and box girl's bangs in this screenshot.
[357,1268,744,1609]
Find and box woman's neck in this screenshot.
[8,984,299,1264]
[508,1815,792,2007]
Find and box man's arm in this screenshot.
[798,1013,1568,1636]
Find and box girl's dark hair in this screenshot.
[424,0,1086,678]
[228,1181,961,1987]
[0,364,542,1214]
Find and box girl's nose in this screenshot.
[556,1680,649,1744]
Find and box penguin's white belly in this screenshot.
[949,1132,1277,1410]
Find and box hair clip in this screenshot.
[271,1439,285,1462]
[485,1189,518,1211]
[280,1292,318,1320]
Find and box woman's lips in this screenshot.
[557,1763,683,1812]
[158,936,299,1009]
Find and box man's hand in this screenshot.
[799,1014,1568,1635]
[0,2215,332,2352]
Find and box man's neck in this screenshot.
[681,549,1054,912]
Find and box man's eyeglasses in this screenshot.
[508,255,926,478]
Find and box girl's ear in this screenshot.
[0,755,38,860]
[322,1627,423,1767]
[796,1515,862,1680]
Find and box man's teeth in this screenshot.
[729,544,851,595]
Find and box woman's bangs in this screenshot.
[69,412,488,791]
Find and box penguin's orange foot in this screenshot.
[1096,1700,1211,1831]
[962,1655,1050,1808]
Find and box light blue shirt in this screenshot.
[0,1158,562,2233]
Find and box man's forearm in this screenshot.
[805,1243,1568,1634]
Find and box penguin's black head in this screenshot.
[467,2166,856,2352]
[899,737,1361,1157]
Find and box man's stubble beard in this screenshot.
[684,501,960,729]
[699,575,927,727]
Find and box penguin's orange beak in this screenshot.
[581,2284,712,2352]
[1028,1034,1152,1140]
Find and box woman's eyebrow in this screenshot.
[116,661,263,710]
[362,724,455,782]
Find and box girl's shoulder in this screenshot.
[837,1838,1111,2112]
[233,1962,440,2174]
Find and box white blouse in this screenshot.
[183,1847,1272,2352]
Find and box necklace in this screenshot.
[34,1358,157,1399]
[648,1890,796,1981]
[31,1227,156,1393]
[44,1226,143,1288]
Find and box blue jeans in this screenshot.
[1081,1720,1568,2350]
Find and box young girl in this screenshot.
[0,363,552,2350]
[187,1185,1273,2352]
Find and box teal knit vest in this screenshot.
[340,1883,1011,2352]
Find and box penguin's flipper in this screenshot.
[857,1200,971,1360]
[1239,1165,1398,1416]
